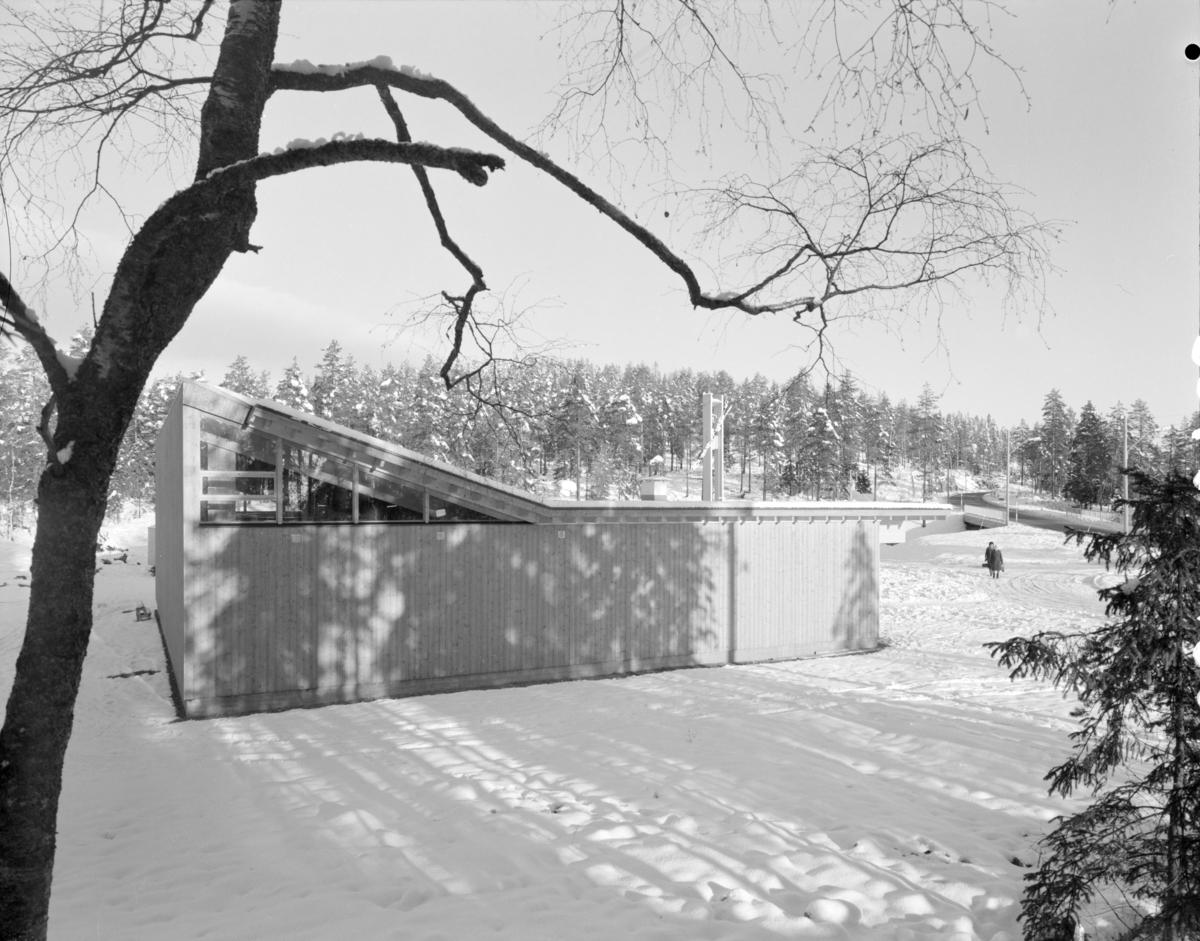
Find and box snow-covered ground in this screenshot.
[0,522,1129,941]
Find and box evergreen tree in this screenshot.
[1161,422,1192,476]
[662,368,698,477]
[373,362,417,444]
[912,384,943,500]
[777,375,813,497]
[110,373,197,514]
[601,392,643,464]
[985,469,1200,941]
[67,325,93,359]
[0,341,49,535]
[310,340,363,429]
[549,364,600,497]
[408,357,455,462]
[982,415,1002,484]
[1012,419,1033,485]
[1107,401,1129,502]
[805,383,843,499]
[862,392,896,488]
[1039,388,1072,497]
[752,388,785,499]
[1184,411,1200,478]
[1128,398,1161,472]
[834,372,863,488]
[1062,401,1110,508]
[220,355,270,398]
[274,358,315,413]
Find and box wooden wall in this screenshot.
[180,518,878,717]
[154,391,187,696]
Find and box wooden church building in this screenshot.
[154,381,949,718]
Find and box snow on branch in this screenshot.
[269,63,817,318]
[199,137,504,189]
[271,63,1054,343]
[274,55,433,81]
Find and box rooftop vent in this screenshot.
[639,477,669,501]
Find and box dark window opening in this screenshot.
[429,496,500,522]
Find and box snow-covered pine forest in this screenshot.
[0,332,1187,534]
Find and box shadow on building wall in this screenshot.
[830,523,879,651]
[187,522,728,714]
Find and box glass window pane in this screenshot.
[201,499,276,523]
[281,443,354,522]
[202,476,275,496]
[357,472,423,522]
[199,417,276,472]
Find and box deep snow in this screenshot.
[0,522,1129,940]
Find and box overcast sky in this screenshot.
[12,1,1200,429]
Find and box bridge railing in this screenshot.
[963,503,1007,527]
[980,492,1123,527]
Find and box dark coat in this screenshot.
[987,547,1004,573]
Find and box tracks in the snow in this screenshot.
[979,566,1110,617]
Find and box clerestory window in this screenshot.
[197,416,506,525]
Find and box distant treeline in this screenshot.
[0,330,1193,534]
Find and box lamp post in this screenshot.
[1005,429,1011,525]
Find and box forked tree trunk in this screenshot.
[0,5,281,937]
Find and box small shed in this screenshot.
[154,382,950,718]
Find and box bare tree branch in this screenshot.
[537,1,1028,177]
[0,271,71,393]
[271,63,1053,347]
[0,1,220,285]
[689,135,1057,332]
[795,0,1028,138]
[388,282,570,403]
[539,1,788,176]
[199,137,504,190]
[374,85,489,389]
[271,63,819,317]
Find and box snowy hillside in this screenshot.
[0,523,1136,940]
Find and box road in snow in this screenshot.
[0,522,1132,940]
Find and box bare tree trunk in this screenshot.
[0,457,108,937]
[0,5,281,936]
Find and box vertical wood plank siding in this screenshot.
[153,392,186,696]
[181,518,878,717]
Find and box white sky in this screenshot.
[13,1,1200,429]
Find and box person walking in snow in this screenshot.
[985,541,1004,579]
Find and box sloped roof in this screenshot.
[181,381,950,525]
